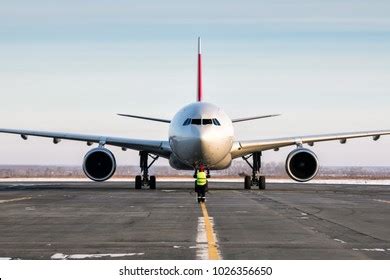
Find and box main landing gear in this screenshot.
[242,152,266,190]
[135,151,159,190]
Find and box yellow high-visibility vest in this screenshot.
[196,171,207,186]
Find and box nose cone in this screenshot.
[190,126,232,166]
[169,126,232,167]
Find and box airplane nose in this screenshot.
[193,127,231,165]
[199,130,214,152]
[169,126,233,167]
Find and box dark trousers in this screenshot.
[196,182,207,197]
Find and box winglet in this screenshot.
[197,37,202,102]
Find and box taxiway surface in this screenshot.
[0,181,389,260]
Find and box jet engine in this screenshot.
[82,148,116,182]
[285,148,319,182]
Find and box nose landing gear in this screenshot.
[135,151,159,189]
[242,152,266,190]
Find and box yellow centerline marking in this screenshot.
[0,197,32,204]
[200,202,221,260]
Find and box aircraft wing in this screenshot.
[231,130,390,158]
[117,113,171,123]
[0,128,171,158]
[231,114,280,123]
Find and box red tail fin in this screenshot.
[197,37,202,102]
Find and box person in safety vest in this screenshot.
[196,165,207,203]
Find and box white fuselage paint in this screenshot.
[168,102,234,170]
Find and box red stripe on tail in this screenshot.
[197,37,202,102]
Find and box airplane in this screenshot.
[1,37,390,195]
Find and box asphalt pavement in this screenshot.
[0,181,389,260]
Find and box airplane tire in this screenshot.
[135,175,142,189]
[150,176,156,190]
[244,176,252,190]
[259,176,266,190]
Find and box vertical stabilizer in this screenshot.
[197,37,202,102]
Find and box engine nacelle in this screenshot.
[83,148,116,182]
[285,148,319,182]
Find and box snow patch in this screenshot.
[0,197,32,204]
[51,253,144,260]
[353,248,385,252]
[373,199,390,204]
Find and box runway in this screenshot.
[0,181,389,260]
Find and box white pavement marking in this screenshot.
[334,239,347,244]
[196,210,221,260]
[353,248,386,252]
[0,257,12,260]
[199,203,222,260]
[373,199,390,204]
[195,217,209,260]
[51,253,144,260]
[0,197,32,204]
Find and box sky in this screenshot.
[0,0,390,167]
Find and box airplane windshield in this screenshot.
[182,118,191,126]
[191,119,202,125]
[184,118,221,126]
[202,119,213,125]
[213,119,221,126]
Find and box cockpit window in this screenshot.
[213,119,221,126]
[182,118,191,126]
[191,119,202,125]
[202,119,213,125]
[184,118,221,126]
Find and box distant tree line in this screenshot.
[1,162,390,179]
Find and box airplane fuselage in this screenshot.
[168,102,234,170]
